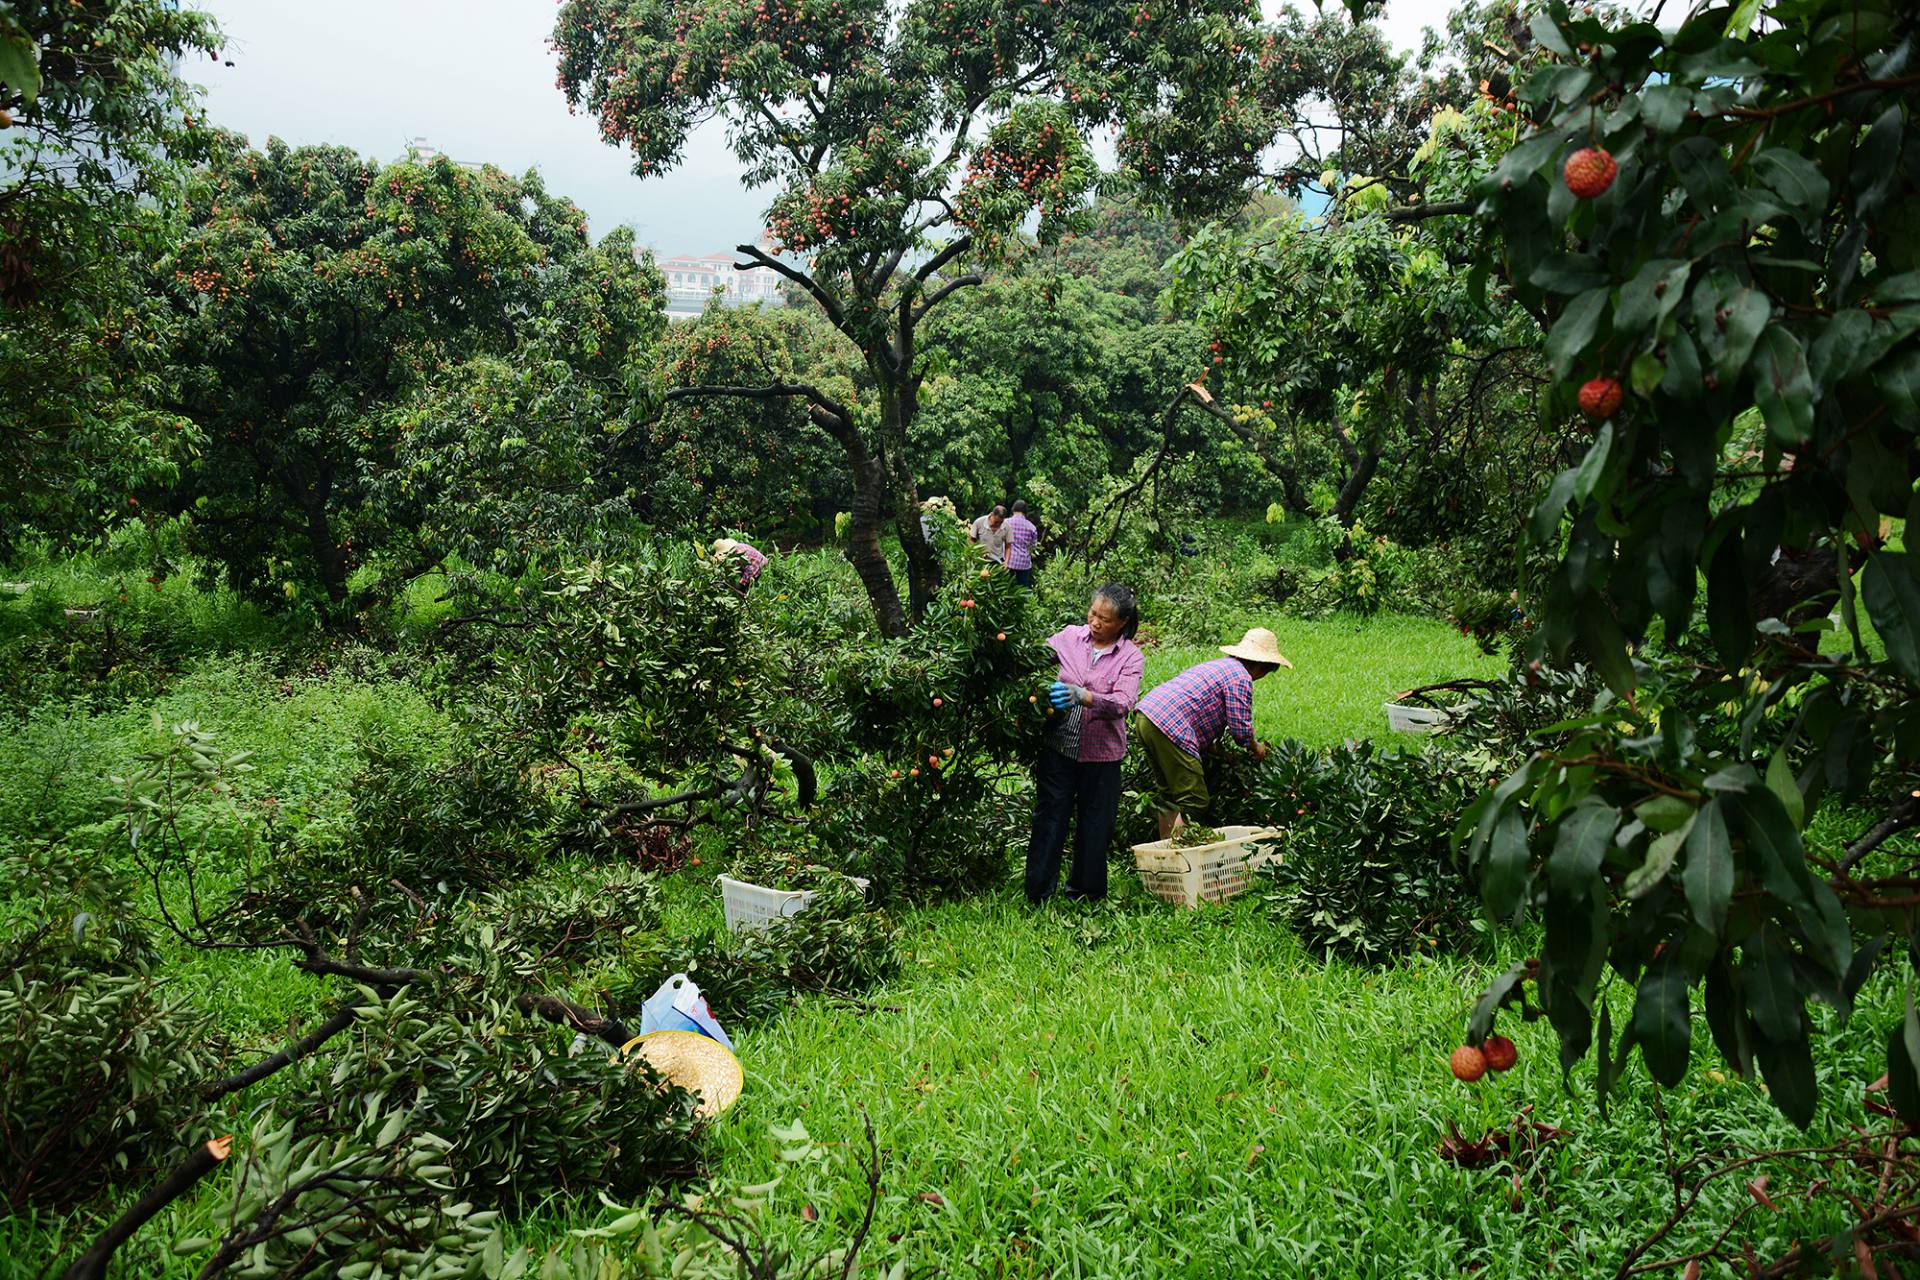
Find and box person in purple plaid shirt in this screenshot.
[712,538,767,590]
[1133,627,1292,839]
[1003,500,1038,588]
[1024,584,1144,904]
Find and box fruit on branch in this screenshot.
[1563,147,1617,199]
[1450,1044,1488,1082]
[1483,1035,1517,1073]
[1578,377,1623,420]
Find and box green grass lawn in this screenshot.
[1143,611,1507,749]
[0,596,1896,1279]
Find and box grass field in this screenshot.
[0,562,1898,1279]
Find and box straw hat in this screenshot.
[617,1031,743,1119]
[711,538,742,558]
[1220,627,1293,669]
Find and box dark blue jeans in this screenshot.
[1025,749,1121,903]
[1011,566,1033,588]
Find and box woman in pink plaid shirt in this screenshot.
[1025,583,1144,904]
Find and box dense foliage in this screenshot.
[1458,0,1920,1128]
[0,0,222,554]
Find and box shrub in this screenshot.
[0,961,216,1212]
[1246,740,1481,963]
[481,862,663,969]
[628,880,903,1028]
[290,987,703,1211]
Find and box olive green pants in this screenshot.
[1132,712,1208,815]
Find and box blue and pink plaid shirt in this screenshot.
[1004,513,1038,570]
[1043,625,1144,763]
[732,543,767,587]
[1136,657,1255,759]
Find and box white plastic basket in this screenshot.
[1130,825,1280,909]
[717,874,871,933]
[1383,701,1451,734]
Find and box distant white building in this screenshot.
[651,229,787,317]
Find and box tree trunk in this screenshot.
[843,455,907,638]
[879,381,939,627]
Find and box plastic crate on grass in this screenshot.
[1383,701,1452,734]
[1130,825,1280,908]
[717,874,871,933]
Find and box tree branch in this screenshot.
[62,1137,232,1280]
[202,1000,367,1102]
[733,243,847,333]
[910,273,982,324]
[1384,199,1474,223]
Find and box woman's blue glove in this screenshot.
[1048,681,1085,709]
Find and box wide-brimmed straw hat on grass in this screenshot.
[1220,626,1293,669]
[618,1030,743,1119]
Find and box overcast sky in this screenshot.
[192,0,1462,258]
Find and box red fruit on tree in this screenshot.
[1578,377,1624,420]
[932,697,944,708]
[1450,1045,1488,1082]
[1563,147,1617,199]
[1483,1035,1518,1073]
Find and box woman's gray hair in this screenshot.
[1092,583,1140,641]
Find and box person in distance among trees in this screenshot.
[711,537,767,591]
[1025,583,1145,904]
[1132,627,1292,840]
[970,504,1011,564]
[1003,500,1038,588]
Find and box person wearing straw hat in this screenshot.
[1131,627,1292,840]
[711,537,768,590]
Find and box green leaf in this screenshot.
[1877,350,1920,430]
[1764,748,1804,829]
[1706,535,1752,669]
[1711,287,1773,383]
[1635,794,1695,833]
[1482,808,1530,921]
[1705,956,1753,1075]
[0,24,40,104]
[1889,994,1920,1126]
[1572,422,1615,505]
[1682,797,1732,933]
[1634,953,1692,1086]
[1750,327,1813,445]
[1743,930,1802,1044]
[1547,288,1610,378]
[1640,84,1693,132]
[1529,467,1579,543]
[1528,10,1572,55]
[1630,352,1665,397]
[1754,1027,1816,1128]
[1625,821,1691,899]
[1861,552,1920,684]
[1750,149,1830,223]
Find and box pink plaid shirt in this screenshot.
[1004,513,1038,570]
[1046,625,1143,763]
[733,543,767,587]
[1136,658,1254,758]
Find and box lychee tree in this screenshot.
[551,0,1303,635]
[1457,0,1920,1129]
[0,0,223,554]
[158,138,664,620]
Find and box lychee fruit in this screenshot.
[996,632,1007,641]
[932,697,944,708]
[910,767,920,777]
[979,568,990,579]
[1450,1045,1488,1082]
[1483,1035,1518,1073]
[1578,377,1623,420]
[1563,146,1617,199]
